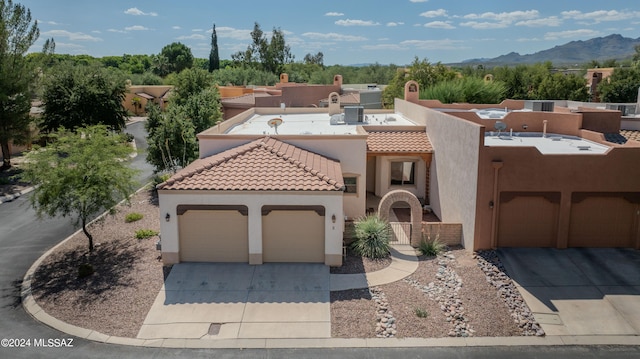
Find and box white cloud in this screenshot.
[420,9,448,18]
[107,29,126,33]
[42,29,102,41]
[463,10,539,22]
[516,17,562,27]
[91,30,101,34]
[325,12,344,16]
[177,34,206,40]
[55,42,85,50]
[335,19,380,26]
[124,25,149,31]
[517,37,542,42]
[44,21,63,26]
[172,26,181,30]
[215,26,252,40]
[124,7,158,16]
[400,39,464,50]
[459,21,509,29]
[409,0,429,3]
[362,43,407,51]
[561,10,640,24]
[424,21,455,29]
[387,22,405,27]
[302,32,367,41]
[544,29,600,40]
[192,29,203,32]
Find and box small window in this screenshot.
[344,177,357,193]
[390,162,415,186]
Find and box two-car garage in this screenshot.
[176,205,327,264]
[497,191,640,248]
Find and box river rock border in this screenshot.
[370,287,397,338]
[474,250,545,337]
[405,252,475,337]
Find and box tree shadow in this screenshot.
[30,240,141,305]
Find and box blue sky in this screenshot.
[18,0,640,65]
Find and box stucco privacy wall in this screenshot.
[396,99,482,249]
[158,190,344,265]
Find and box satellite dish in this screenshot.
[267,117,283,134]
[494,121,507,131]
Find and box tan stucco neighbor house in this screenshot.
[158,80,640,267]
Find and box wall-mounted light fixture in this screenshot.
[331,214,336,223]
[165,213,171,222]
[522,124,528,130]
[489,201,494,209]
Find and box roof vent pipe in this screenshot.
[543,120,548,138]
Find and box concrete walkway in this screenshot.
[330,244,419,291]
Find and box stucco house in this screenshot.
[158,80,640,267]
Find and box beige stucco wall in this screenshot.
[396,99,482,249]
[158,190,344,266]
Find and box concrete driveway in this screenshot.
[137,263,330,340]
[498,248,640,336]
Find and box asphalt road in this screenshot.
[0,121,638,358]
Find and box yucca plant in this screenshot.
[351,215,391,259]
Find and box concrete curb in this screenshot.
[0,186,34,204]
[21,243,640,348]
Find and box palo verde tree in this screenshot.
[22,125,139,252]
[208,23,220,72]
[41,63,128,133]
[0,0,39,169]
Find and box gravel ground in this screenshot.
[30,189,166,338]
[31,190,533,339]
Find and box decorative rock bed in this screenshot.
[474,250,545,336]
[370,287,397,338]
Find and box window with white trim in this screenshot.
[343,176,357,193]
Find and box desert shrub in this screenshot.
[135,229,158,239]
[77,263,94,278]
[351,215,391,259]
[125,212,144,223]
[414,307,429,318]
[421,77,507,104]
[418,236,445,256]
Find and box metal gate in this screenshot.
[389,222,411,244]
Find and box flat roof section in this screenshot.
[484,132,610,155]
[225,113,417,135]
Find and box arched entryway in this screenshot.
[378,190,422,246]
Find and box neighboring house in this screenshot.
[123,84,172,114]
[158,81,640,267]
[585,67,615,102]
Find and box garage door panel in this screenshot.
[498,195,558,247]
[569,197,635,248]
[179,210,248,262]
[262,210,324,263]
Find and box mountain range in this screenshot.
[457,34,640,67]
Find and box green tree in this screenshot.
[421,77,507,104]
[145,104,197,173]
[537,73,589,101]
[598,67,640,103]
[41,63,128,132]
[167,67,213,105]
[208,23,220,72]
[181,87,223,133]
[22,125,138,252]
[210,66,278,86]
[231,22,293,74]
[303,52,324,67]
[0,0,39,169]
[158,42,193,75]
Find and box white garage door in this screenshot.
[178,206,248,262]
[262,206,325,263]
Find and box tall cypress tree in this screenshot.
[208,23,220,72]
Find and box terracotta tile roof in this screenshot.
[621,130,640,142]
[366,130,433,153]
[158,137,344,191]
[221,93,272,107]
